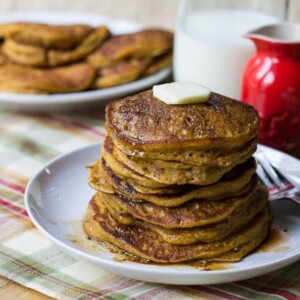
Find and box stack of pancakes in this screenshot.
[0,23,172,94]
[84,89,271,264]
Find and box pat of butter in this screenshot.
[153,82,211,105]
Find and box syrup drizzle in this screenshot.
[65,220,290,271]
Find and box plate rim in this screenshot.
[24,143,300,284]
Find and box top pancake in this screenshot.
[106,90,259,151]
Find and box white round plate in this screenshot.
[0,12,171,111]
[25,144,300,285]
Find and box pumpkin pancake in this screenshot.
[0,22,93,50]
[0,62,95,94]
[92,58,150,89]
[0,49,9,65]
[101,185,268,244]
[143,51,173,76]
[101,137,169,188]
[89,158,257,206]
[112,140,254,185]
[48,26,110,66]
[105,90,259,151]
[83,82,267,264]
[3,26,110,67]
[84,195,270,263]
[118,137,257,167]
[99,183,263,229]
[115,139,256,169]
[101,136,255,187]
[103,136,255,185]
[88,29,173,68]
[2,38,47,66]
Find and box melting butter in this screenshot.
[153,82,211,105]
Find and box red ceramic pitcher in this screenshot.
[241,23,300,158]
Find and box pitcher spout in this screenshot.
[244,23,300,58]
[244,23,300,43]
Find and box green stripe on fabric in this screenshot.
[0,250,104,299]
[0,128,59,162]
[0,245,131,299]
[249,261,300,296]
[0,245,75,274]
[0,257,103,300]
[31,114,103,142]
[10,112,101,142]
[0,219,32,242]
[0,188,24,204]
[61,111,106,128]
[169,286,215,300]
[105,281,158,299]
[0,256,66,295]
[219,282,284,300]
[106,293,133,300]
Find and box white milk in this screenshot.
[174,9,279,99]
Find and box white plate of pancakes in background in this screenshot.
[25,143,300,285]
[0,12,172,111]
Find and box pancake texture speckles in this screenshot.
[84,86,270,264]
[88,158,257,207]
[84,195,271,263]
[106,90,259,151]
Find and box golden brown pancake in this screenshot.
[92,58,150,89]
[0,49,9,65]
[2,38,47,66]
[0,24,173,94]
[89,158,258,206]
[119,137,257,167]
[143,51,172,76]
[2,26,110,67]
[101,136,255,185]
[0,63,95,94]
[99,183,263,229]
[101,185,268,244]
[88,29,173,68]
[0,22,93,50]
[48,26,110,66]
[83,82,268,264]
[84,195,270,263]
[105,90,259,152]
[100,141,255,194]
[101,137,169,188]
[113,143,254,186]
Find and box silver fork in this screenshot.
[255,154,300,205]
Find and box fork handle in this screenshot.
[269,189,300,205]
[271,194,300,205]
[290,195,300,205]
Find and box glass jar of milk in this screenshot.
[174,0,287,99]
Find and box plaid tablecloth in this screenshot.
[0,108,300,300]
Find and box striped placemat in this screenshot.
[0,109,299,300]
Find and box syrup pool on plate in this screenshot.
[174,9,279,99]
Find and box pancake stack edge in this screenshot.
[84,89,271,264]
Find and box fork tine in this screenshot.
[268,164,294,190]
[256,163,274,189]
[255,153,300,204]
[256,155,286,190]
